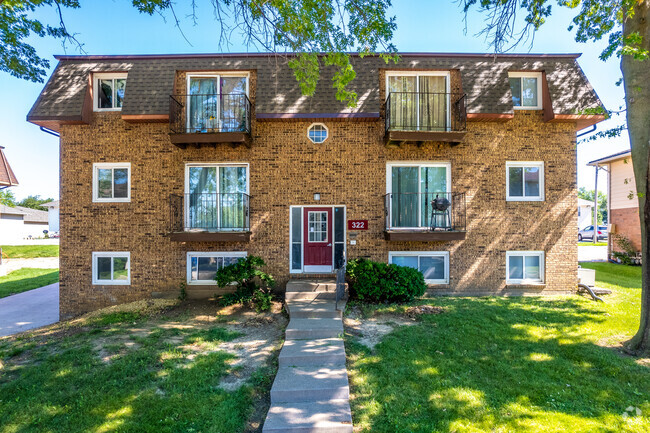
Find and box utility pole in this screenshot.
[594,166,599,244]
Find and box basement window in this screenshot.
[92,252,130,285]
[389,251,449,284]
[506,251,544,284]
[186,252,247,284]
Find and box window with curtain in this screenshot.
[387,73,448,131]
[186,165,248,230]
[389,164,449,228]
[187,75,248,133]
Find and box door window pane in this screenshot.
[292,208,302,270]
[391,255,419,269]
[420,256,445,281]
[189,77,219,132]
[508,255,524,280]
[509,167,523,197]
[388,76,417,129]
[391,166,419,227]
[421,166,448,228]
[308,212,328,242]
[419,76,447,131]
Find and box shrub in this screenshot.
[215,256,275,311]
[612,234,639,265]
[346,258,426,303]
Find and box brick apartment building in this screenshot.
[27,52,605,316]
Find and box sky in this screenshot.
[0,0,628,201]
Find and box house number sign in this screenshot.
[348,220,368,230]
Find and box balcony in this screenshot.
[169,193,251,242]
[385,92,467,145]
[384,192,466,241]
[169,94,252,148]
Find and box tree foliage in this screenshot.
[1,0,398,106]
[17,194,53,211]
[0,189,16,206]
[578,187,608,224]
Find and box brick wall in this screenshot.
[59,109,578,316]
[610,207,642,254]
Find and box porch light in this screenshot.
[314,193,321,201]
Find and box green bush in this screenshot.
[346,258,426,303]
[215,256,275,311]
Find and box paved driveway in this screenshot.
[578,245,608,262]
[0,283,59,337]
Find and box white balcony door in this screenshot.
[187,75,248,133]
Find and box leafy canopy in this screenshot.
[1,0,398,107]
[17,194,54,211]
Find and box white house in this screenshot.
[578,198,594,229]
[0,205,49,244]
[42,200,59,232]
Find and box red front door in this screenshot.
[303,207,333,270]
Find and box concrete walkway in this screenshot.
[578,245,608,262]
[0,283,59,337]
[263,280,352,433]
[1,257,59,274]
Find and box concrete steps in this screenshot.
[279,338,346,367]
[263,279,352,433]
[263,400,353,433]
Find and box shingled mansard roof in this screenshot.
[0,146,19,188]
[27,52,605,131]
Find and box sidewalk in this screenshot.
[0,283,59,337]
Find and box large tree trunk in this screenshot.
[622,0,650,353]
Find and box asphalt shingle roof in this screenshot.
[0,146,18,187]
[27,53,603,123]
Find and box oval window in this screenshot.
[308,123,328,143]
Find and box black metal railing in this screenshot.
[335,250,347,311]
[169,193,250,232]
[384,192,466,231]
[385,92,467,133]
[169,93,252,134]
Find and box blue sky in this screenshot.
[0,0,627,200]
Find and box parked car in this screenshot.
[578,225,608,242]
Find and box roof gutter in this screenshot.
[39,126,60,137]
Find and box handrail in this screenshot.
[169,93,252,135]
[385,92,467,133]
[384,192,466,232]
[169,192,250,232]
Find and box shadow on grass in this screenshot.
[0,319,255,433]
[347,297,650,432]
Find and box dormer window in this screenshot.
[186,73,249,133]
[508,72,542,110]
[94,73,127,111]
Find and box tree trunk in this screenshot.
[622,0,650,353]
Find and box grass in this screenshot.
[0,245,59,258]
[346,262,649,432]
[0,268,59,298]
[0,300,282,433]
[578,241,608,246]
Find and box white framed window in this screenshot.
[186,72,250,133]
[186,251,247,285]
[386,162,452,229]
[94,73,127,111]
[385,71,451,131]
[389,251,449,284]
[506,251,544,284]
[92,252,130,285]
[93,163,131,203]
[506,161,544,202]
[308,123,329,143]
[508,72,542,110]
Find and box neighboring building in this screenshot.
[0,146,19,189]
[588,150,640,256]
[27,52,606,316]
[0,205,49,244]
[42,200,60,232]
[577,198,594,229]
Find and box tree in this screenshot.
[0,189,16,206]
[17,195,53,211]
[1,0,397,107]
[459,0,649,353]
[578,187,608,225]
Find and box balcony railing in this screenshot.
[169,93,251,135]
[170,193,250,233]
[384,192,466,233]
[385,92,467,133]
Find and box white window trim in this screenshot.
[388,251,450,284]
[506,251,545,285]
[92,163,131,203]
[92,252,131,285]
[386,161,452,230]
[186,251,247,285]
[508,72,543,110]
[307,123,329,144]
[93,73,128,112]
[385,71,452,131]
[505,161,545,202]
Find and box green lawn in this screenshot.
[0,268,59,298]
[578,241,608,246]
[0,301,282,433]
[0,245,59,258]
[346,262,648,432]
